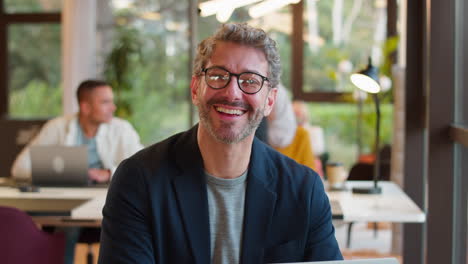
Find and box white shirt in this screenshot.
[11,114,143,179]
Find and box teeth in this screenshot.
[216,107,244,115]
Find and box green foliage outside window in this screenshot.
[104,27,143,120]
[308,103,393,169]
[9,80,61,118]
[8,23,61,119]
[104,4,190,145]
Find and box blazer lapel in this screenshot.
[172,125,211,264]
[241,139,277,263]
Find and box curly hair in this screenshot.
[193,23,281,89]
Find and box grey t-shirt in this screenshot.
[205,170,247,264]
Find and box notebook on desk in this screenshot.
[30,146,90,187]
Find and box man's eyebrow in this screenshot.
[208,65,266,76]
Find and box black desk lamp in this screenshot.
[350,57,382,194]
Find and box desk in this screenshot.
[0,186,106,227]
[0,181,426,227]
[327,181,426,223]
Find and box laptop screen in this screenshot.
[30,146,89,187]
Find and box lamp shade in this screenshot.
[350,58,381,94]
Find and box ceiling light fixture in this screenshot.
[248,0,301,19]
[199,0,262,21]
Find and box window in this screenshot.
[303,0,388,93]
[4,0,61,13]
[291,0,395,167]
[0,0,61,118]
[293,0,394,101]
[102,1,295,145]
[8,23,61,118]
[307,102,393,169]
[104,0,190,145]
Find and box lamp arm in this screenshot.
[357,97,363,156]
[372,93,381,189]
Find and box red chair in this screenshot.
[0,206,65,264]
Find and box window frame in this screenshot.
[291,0,398,102]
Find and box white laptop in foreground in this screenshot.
[30,145,89,187]
[277,258,399,264]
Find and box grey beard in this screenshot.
[198,105,264,144]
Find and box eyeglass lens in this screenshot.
[204,67,264,94]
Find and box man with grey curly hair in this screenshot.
[193,23,282,88]
[99,22,342,263]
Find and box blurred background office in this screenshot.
[0,0,466,264]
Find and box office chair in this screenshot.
[0,206,65,264]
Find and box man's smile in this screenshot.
[214,106,245,116]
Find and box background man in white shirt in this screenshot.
[11,79,143,182]
[10,79,143,264]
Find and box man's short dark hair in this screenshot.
[76,79,110,103]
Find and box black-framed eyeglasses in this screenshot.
[201,66,269,94]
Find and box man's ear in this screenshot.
[263,87,278,116]
[190,75,201,106]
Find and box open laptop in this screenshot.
[30,145,90,187]
[277,258,399,264]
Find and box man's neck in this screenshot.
[78,115,99,138]
[197,125,253,179]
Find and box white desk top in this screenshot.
[0,180,426,226]
[327,181,426,223]
[0,186,106,222]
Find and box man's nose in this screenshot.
[221,76,243,99]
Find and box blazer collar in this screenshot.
[172,126,277,264]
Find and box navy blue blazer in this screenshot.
[98,125,342,263]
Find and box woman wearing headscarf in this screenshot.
[267,84,316,170]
